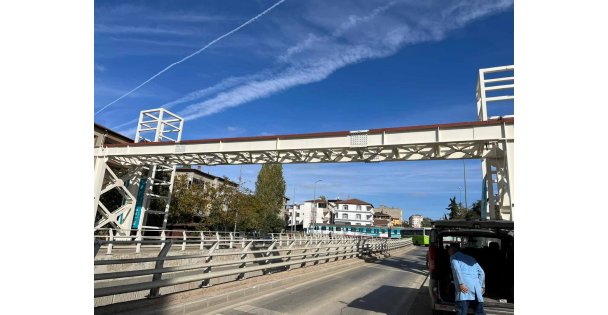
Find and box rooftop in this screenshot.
[94,123,134,143]
[175,168,238,187]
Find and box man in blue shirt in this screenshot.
[448,244,486,315]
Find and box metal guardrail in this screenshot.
[94,228,329,255]
[94,234,412,301]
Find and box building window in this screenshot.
[296,213,300,217]
[367,206,372,211]
[356,205,361,210]
[342,213,348,219]
[356,214,361,220]
[342,205,348,210]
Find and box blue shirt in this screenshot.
[450,251,485,302]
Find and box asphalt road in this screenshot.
[210,246,430,315]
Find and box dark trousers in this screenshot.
[455,300,485,315]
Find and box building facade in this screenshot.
[296,199,330,228]
[332,198,374,226]
[94,123,134,147]
[409,214,424,228]
[175,167,239,189]
[375,205,403,226]
[373,211,392,227]
[287,199,328,228]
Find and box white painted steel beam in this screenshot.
[94,119,514,166]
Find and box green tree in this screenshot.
[446,196,466,220]
[465,200,482,220]
[255,164,286,215]
[199,178,240,231]
[231,189,261,232]
[168,175,207,224]
[468,199,501,220]
[254,164,286,234]
[422,217,432,227]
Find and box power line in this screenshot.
[94,0,288,116]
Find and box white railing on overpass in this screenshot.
[95,228,331,255]
[94,234,412,302]
[476,65,514,121]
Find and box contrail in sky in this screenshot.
[94,0,287,116]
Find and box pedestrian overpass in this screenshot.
[94,66,514,235]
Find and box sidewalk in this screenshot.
[406,275,432,314]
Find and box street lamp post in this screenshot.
[463,160,468,209]
[312,179,322,230]
[458,187,462,205]
[233,167,249,235]
[291,186,296,232]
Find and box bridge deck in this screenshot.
[212,246,429,315]
[95,118,513,166]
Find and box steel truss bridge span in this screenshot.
[94,65,514,235]
[95,118,513,166]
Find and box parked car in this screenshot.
[426,220,514,314]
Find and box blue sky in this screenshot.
[94,0,514,220]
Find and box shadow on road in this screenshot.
[361,252,429,277]
[346,285,417,315]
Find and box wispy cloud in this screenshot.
[204,160,482,215]
[168,0,513,122]
[108,37,200,48]
[156,13,236,23]
[95,84,159,99]
[161,72,270,109]
[95,64,106,72]
[95,24,191,36]
[95,0,288,116]
[226,126,246,135]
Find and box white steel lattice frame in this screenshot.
[135,108,184,143]
[93,159,145,236]
[94,109,184,233]
[476,65,514,121]
[95,118,515,233]
[134,109,183,233]
[476,65,514,220]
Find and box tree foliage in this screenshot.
[255,164,286,215]
[168,175,206,224]
[444,197,502,220]
[168,164,287,234]
[422,217,432,227]
[446,196,467,220]
[253,164,286,233]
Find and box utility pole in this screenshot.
[233,165,242,235]
[463,160,468,210]
[458,187,462,205]
[312,180,322,231]
[292,186,296,232]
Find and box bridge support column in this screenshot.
[482,139,514,221]
[93,157,137,235]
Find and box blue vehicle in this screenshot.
[307,224,401,239]
[390,226,404,239]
